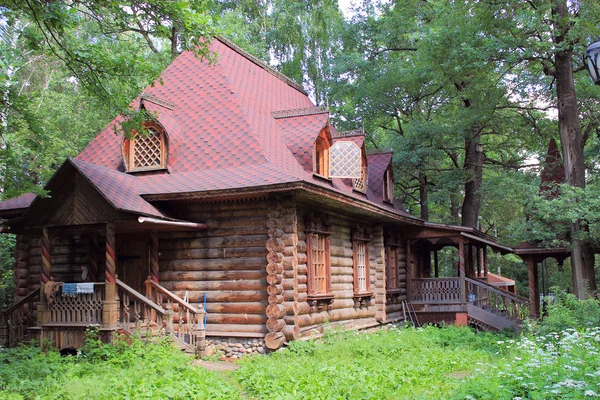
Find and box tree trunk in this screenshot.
[553,0,597,298]
[418,167,429,220]
[461,125,483,229]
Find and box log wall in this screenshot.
[288,205,382,339]
[159,199,270,337]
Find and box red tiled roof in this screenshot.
[367,152,393,203]
[0,38,416,222]
[0,193,36,214]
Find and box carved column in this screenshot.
[482,245,488,277]
[103,223,119,329]
[528,258,540,319]
[433,250,439,278]
[37,228,52,324]
[458,238,466,303]
[149,232,159,283]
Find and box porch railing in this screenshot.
[1,290,39,347]
[49,283,105,325]
[116,279,165,332]
[145,279,205,354]
[410,278,462,303]
[466,278,529,322]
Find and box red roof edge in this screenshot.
[215,36,308,96]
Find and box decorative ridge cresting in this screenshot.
[141,92,175,110]
[216,36,307,95]
[333,129,364,138]
[272,106,329,119]
[367,148,393,155]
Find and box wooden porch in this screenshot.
[1,221,207,355]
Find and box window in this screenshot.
[313,131,330,177]
[353,240,372,293]
[386,246,399,290]
[353,165,367,192]
[123,124,167,172]
[309,233,330,295]
[383,167,393,202]
[305,212,334,310]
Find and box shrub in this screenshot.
[534,288,600,335]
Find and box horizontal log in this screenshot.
[282,290,295,302]
[159,235,267,250]
[267,273,283,285]
[206,323,267,335]
[281,278,294,290]
[331,275,354,284]
[266,317,285,333]
[282,270,294,280]
[266,262,284,275]
[282,324,300,341]
[267,284,283,296]
[161,279,267,292]
[269,294,284,304]
[160,270,265,282]
[328,307,375,322]
[206,313,267,325]
[265,332,285,350]
[160,247,267,260]
[330,257,353,268]
[186,291,268,303]
[293,302,311,315]
[204,302,267,314]
[266,304,286,319]
[162,257,266,271]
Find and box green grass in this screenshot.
[2,323,600,399]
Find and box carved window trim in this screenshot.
[122,122,168,173]
[385,231,404,298]
[305,212,334,309]
[352,228,373,303]
[313,131,331,178]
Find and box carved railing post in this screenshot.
[103,224,119,329]
[89,234,100,282]
[149,232,159,283]
[458,238,467,303]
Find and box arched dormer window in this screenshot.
[122,122,168,172]
[383,166,394,203]
[313,130,331,177]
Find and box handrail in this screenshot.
[3,290,39,315]
[466,278,528,304]
[411,277,461,282]
[116,279,165,315]
[145,279,201,314]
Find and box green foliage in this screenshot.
[235,326,505,399]
[451,328,600,399]
[0,335,240,400]
[530,288,600,336]
[0,235,15,308]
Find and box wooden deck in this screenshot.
[409,277,528,331]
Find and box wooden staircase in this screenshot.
[465,278,529,331]
[409,277,529,331]
[1,280,205,355]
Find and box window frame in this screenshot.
[123,122,168,173]
[383,166,394,203]
[313,131,331,178]
[305,213,334,309]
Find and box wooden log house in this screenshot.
[0,37,531,354]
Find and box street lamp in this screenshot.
[585,38,600,85]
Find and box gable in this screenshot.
[23,163,130,228]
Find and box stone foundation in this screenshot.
[205,337,267,359]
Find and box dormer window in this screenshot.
[123,123,168,172]
[313,131,331,177]
[383,167,394,202]
[353,152,368,192]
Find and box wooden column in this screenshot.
[458,239,466,303]
[149,232,159,283]
[37,228,52,324]
[434,250,439,278]
[528,258,540,319]
[103,223,119,329]
[482,245,488,277]
[476,246,482,278]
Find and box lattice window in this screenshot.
[353,166,367,192]
[354,242,368,293]
[311,233,328,294]
[124,126,167,172]
[330,141,361,178]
